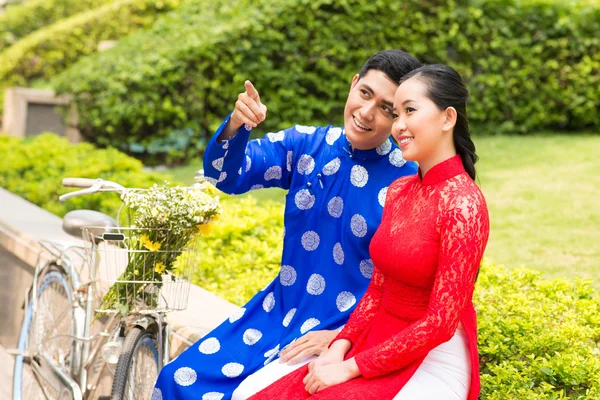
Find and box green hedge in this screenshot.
[0,0,181,114]
[192,200,600,399]
[0,133,174,217]
[50,0,600,162]
[0,0,114,52]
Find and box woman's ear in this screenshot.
[442,107,458,133]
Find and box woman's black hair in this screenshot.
[399,64,478,180]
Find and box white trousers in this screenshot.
[232,324,471,400]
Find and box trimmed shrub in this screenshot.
[477,264,600,399]
[191,196,284,306]
[0,0,181,113]
[51,0,600,163]
[0,133,174,217]
[0,0,114,52]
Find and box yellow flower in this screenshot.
[198,223,212,236]
[154,262,166,274]
[140,234,161,252]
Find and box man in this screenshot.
[154,50,421,400]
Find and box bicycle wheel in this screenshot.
[13,263,76,400]
[110,326,160,400]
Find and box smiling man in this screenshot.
[154,50,421,400]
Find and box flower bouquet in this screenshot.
[98,184,220,315]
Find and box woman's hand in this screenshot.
[279,330,338,365]
[302,358,361,394]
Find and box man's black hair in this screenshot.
[358,50,422,83]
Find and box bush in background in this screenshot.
[0,0,181,113]
[51,0,600,163]
[0,133,174,217]
[0,0,114,52]
[191,195,285,306]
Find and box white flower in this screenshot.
[152,388,163,400]
[376,139,392,155]
[263,292,275,312]
[202,393,224,400]
[267,131,285,142]
[243,329,263,345]
[229,308,245,323]
[264,166,282,181]
[333,242,344,265]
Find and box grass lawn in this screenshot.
[167,134,600,287]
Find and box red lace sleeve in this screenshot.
[333,265,385,346]
[354,189,490,379]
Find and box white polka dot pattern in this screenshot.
[301,231,320,251]
[297,154,315,175]
[294,189,315,210]
[360,259,374,279]
[250,184,263,191]
[376,139,392,155]
[306,273,326,295]
[300,318,320,334]
[174,367,197,386]
[243,329,263,345]
[218,172,227,183]
[322,158,341,176]
[336,291,356,312]
[296,125,317,134]
[326,127,342,145]
[378,186,388,207]
[333,242,344,265]
[212,157,224,171]
[280,265,297,286]
[350,165,369,187]
[350,214,368,238]
[263,292,275,312]
[222,362,244,378]
[245,155,252,172]
[263,344,280,366]
[198,337,220,354]
[267,131,285,142]
[229,308,245,323]
[264,166,282,181]
[283,308,296,327]
[152,388,162,400]
[327,197,343,218]
[205,177,218,186]
[202,393,224,400]
[389,148,406,167]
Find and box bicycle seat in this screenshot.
[62,210,120,242]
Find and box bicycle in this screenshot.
[11,177,209,400]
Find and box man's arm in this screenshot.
[217,80,266,143]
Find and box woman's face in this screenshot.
[391,77,452,166]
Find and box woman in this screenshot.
[248,64,490,400]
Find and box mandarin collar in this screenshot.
[419,154,465,186]
[340,131,396,162]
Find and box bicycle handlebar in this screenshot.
[62,177,98,188]
[59,178,127,202]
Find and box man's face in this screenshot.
[343,69,398,150]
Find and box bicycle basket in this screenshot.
[82,226,200,314]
